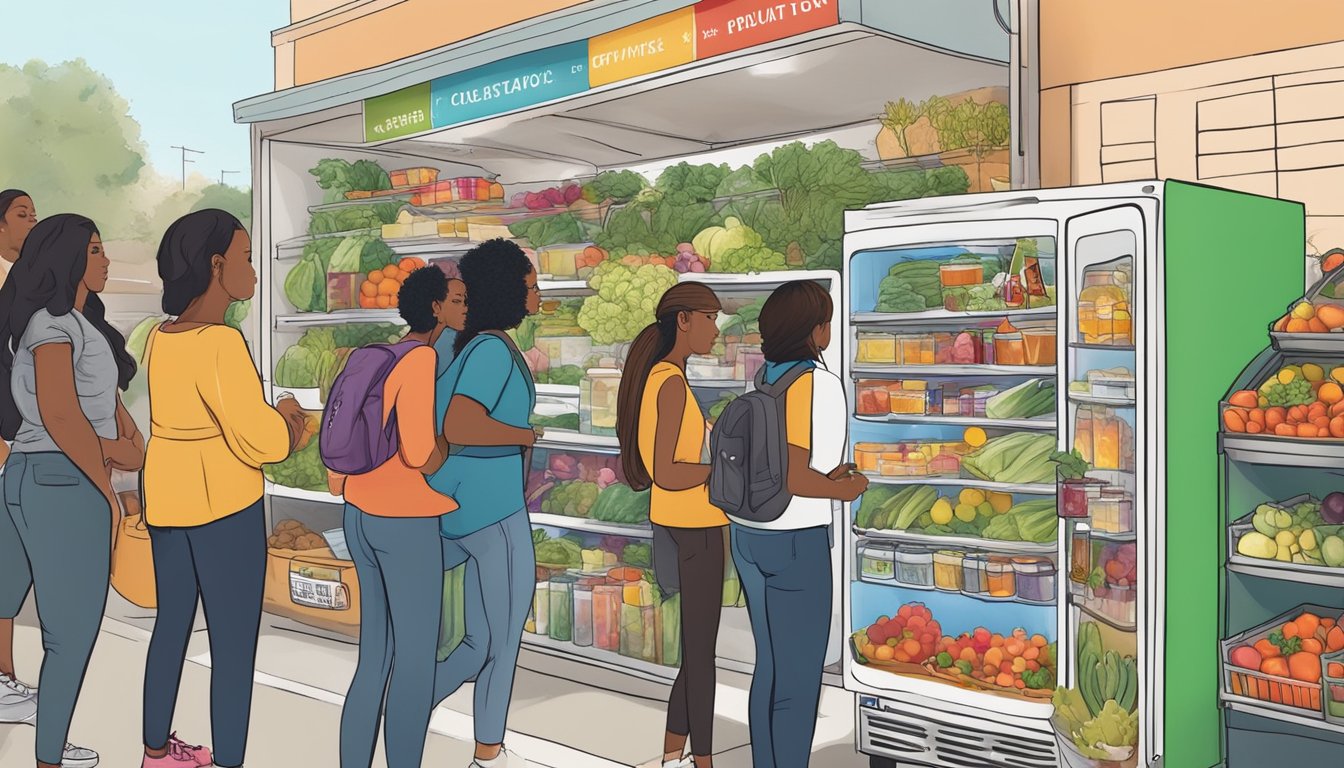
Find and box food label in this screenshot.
[588,7,696,87]
[289,573,349,611]
[430,41,589,128]
[695,0,839,59]
[364,82,432,142]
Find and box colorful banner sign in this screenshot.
[695,0,840,59]
[587,7,696,87]
[364,82,432,141]
[430,41,589,128]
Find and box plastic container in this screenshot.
[580,368,621,436]
[734,345,765,382]
[933,550,964,591]
[532,581,550,636]
[573,578,600,647]
[961,554,990,595]
[898,334,936,365]
[1092,489,1134,534]
[986,557,1016,598]
[860,541,897,582]
[1323,649,1344,725]
[592,583,622,651]
[854,442,887,473]
[1096,582,1136,626]
[1059,480,1099,518]
[535,332,593,369]
[894,547,934,589]
[994,331,1026,365]
[1221,603,1342,716]
[857,332,897,364]
[888,389,928,415]
[1078,269,1133,346]
[940,262,984,287]
[855,381,891,416]
[1075,405,1135,471]
[941,384,962,416]
[959,386,996,418]
[1012,557,1057,603]
[1069,528,1092,586]
[1021,325,1058,366]
[548,575,576,642]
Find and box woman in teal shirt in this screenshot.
[429,239,539,768]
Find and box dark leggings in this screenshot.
[662,525,726,756]
[144,499,266,768]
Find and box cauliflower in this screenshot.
[578,261,679,345]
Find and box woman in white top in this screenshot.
[728,280,866,768]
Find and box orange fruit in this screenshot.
[1320,383,1343,404]
[382,265,400,279]
[1273,316,1289,332]
[360,281,378,298]
[1297,613,1322,637]
[368,269,385,284]
[375,295,391,309]
[358,294,376,309]
[1317,304,1344,329]
[874,645,894,661]
[398,257,420,272]
[389,295,399,308]
[1309,317,1331,333]
[397,269,411,282]
[1286,318,1311,333]
[378,279,398,296]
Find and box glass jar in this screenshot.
[961,554,989,595]
[592,583,623,651]
[532,581,550,636]
[1077,269,1133,346]
[1012,557,1056,603]
[986,557,1016,598]
[548,575,576,642]
[894,547,934,589]
[933,550,964,591]
[1075,406,1135,471]
[1069,528,1092,586]
[573,578,600,647]
[580,368,622,436]
[860,541,897,582]
[855,380,891,416]
[857,332,897,364]
[1021,325,1057,366]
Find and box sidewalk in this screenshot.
[0,595,869,767]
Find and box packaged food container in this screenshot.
[854,443,886,473]
[592,583,622,651]
[1323,649,1344,725]
[326,273,363,311]
[532,581,550,635]
[894,547,934,589]
[980,330,996,365]
[573,578,600,647]
[855,381,891,416]
[898,334,936,366]
[986,557,1016,598]
[961,554,990,595]
[535,332,594,369]
[580,368,622,436]
[1099,582,1136,625]
[959,386,996,418]
[941,383,962,416]
[994,331,1026,366]
[935,331,983,365]
[1074,405,1135,471]
[1091,377,1134,399]
[537,244,586,278]
[388,167,439,189]
[859,541,897,582]
[1021,325,1058,366]
[1012,557,1057,603]
[857,332,897,364]
[1091,488,1135,534]
[734,345,765,382]
[548,574,576,642]
[939,262,984,287]
[889,389,928,415]
[933,550,965,591]
[928,452,961,476]
[1078,270,1133,345]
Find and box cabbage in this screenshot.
[577,261,679,345]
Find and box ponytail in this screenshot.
[616,315,678,491]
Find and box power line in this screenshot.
[170,145,203,190]
[220,170,239,187]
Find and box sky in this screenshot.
[3,0,290,188]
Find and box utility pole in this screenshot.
[220,170,239,187]
[171,145,203,190]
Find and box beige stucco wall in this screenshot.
[274,0,593,88]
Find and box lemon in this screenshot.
[964,427,988,448]
[1332,367,1344,386]
[1278,369,1296,385]
[1292,301,1315,320]
[959,488,986,507]
[954,503,978,523]
[1258,396,1269,408]
[1275,530,1296,547]
[1303,363,1325,382]
[930,498,954,526]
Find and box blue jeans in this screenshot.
[731,524,832,768]
[144,498,266,768]
[3,452,110,766]
[339,505,445,768]
[434,508,533,746]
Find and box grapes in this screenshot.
[1262,378,1313,407]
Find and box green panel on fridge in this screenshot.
[1161,180,1304,768]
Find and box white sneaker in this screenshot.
[663,757,694,768]
[62,741,99,768]
[471,747,531,768]
[0,672,37,725]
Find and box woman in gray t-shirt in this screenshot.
[0,214,141,768]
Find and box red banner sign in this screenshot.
[694,0,840,60]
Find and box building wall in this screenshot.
[274,0,593,88]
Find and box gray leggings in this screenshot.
[1,452,111,766]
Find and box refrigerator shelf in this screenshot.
[265,481,342,506]
[854,413,1057,431]
[529,513,652,539]
[1075,598,1137,632]
[1066,392,1136,408]
[271,387,323,412]
[1222,698,1344,736]
[851,306,1056,326]
[1221,433,1344,468]
[533,431,621,454]
[1068,342,1137,352]
[852,363,1056,378]
[853,525,1058,556]
[1226,559,1344,588]
[861,475,1057,495]
[1089,529,1137,542]
[520,631,676,682]
[1269,330,1344,355]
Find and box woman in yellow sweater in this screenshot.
[140,210,304,768]
[616,282,725,768]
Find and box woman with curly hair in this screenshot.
[428,239,540,768]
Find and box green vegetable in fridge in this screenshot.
[308,202,402,236]
[1071,700,1139,758]
[984,499,1059,543]
[224,301,250,331]
[532,413,580,432]
[535,537,583,568]
[984,378,1056,420]
[1050,449,1091,480]
[274,345,320,388]
[284,238,340,312]
[854,486,897,528]
[707,392,739,425]
[328,235,397,274]
[960,433,1057,484]
[309,158,392,203]
[875,260,942,312]
[656,162,731,207]
[954,660,974,676]
[578,261,679,344]
[263,436,326,492]
[710,244,788,274]
[622,543,652,568]
[582,170,648,204]
[715,166,774,198]
[328,323,403,348]
[936,652,954,669]
[508,213,585,249]
[589,483,651,525]
[661,592,682,666]
[652,201,721,247]
[541,481,600,517]
[438,563,467,660]
[693,216,763,266]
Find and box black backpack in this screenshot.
[708,364,810,523]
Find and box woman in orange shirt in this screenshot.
[616,282,725,768]
[337,266,466,768]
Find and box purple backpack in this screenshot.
[319,339,423,475]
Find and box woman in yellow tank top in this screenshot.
[616,282,725,768]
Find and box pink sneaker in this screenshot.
[142,733,213,768]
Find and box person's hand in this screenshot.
[827,463,858,481]
[276,395,307,450]
[528,425,545,446]
[327,471,346,497]
[835,473,869,503]
[101,436,144,473]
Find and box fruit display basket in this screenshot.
[1220,603,1344,718]
[1227,494,1344,579]
[921,660,1055,701]
[848,632,935,679]
[1269,260,1344,353]
[1325,649,1344,726]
